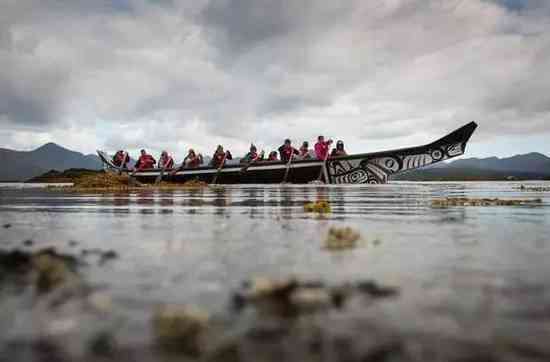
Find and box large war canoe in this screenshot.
[97,122,477,185]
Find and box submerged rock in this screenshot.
[0,248,80,293]
[289,287,332,311]
[356,281,399,299]
[32,249,80,293]
[81,248,119,265]
[234,277,398,316]
[239,277,298,301]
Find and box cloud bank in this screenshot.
[1,0,549,158]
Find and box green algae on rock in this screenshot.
[48,172,212,192]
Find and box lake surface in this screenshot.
[1,181,549,360]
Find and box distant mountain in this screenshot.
[0,143,102,181]
[394,152,550,181]
[448,152,550,175]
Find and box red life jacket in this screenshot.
[315,142,330,160]
[279,146,298,162]
[212,151,225,167]
[185,154,202,168]
[137,154,156,170]
[160,156,174,169]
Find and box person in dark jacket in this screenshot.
[135,149,156,171]
[278,139,299,162]
[267,151,279,161]
[299,141,312,159]
[112,150,130,168]
[210,145,232,168]
[331,140,348,157]
[184,149,203,168]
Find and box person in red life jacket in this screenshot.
[112,150,130,168]
[267,151,279,161]
[158,150,174,169]
[210,145,233,168]
[299,141,312,159]
[183,149,203,168]
[134,149,156,171]
[314,136,333,160]
[331,140,348,157]
[240,144,264,164]
[278,139,299,162]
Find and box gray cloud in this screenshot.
[0,0,549,156]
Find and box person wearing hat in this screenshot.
[241,144,264,164]
[134,149,156,171]
[331,140,348,157]
[278,139,299,162]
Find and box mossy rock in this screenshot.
[153,304,210,356]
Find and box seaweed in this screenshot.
[304,200,332,213]
[324,227,361,250]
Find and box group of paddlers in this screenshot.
[112,136,348,172]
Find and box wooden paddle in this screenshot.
[117,152,127,175]
[316,149,331,182]
[212,152,228,184]
[240,151,262,173]
[282,152,295,184]
[154,158,167,185]
[129,165,139,186]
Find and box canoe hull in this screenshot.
[129,162,324,184]
[97,121,478,185]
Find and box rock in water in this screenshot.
[153,304,210,356]
[324,227,360,250]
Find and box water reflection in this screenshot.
[0,182,548,220]
[0,182,549,314]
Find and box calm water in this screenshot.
[1,181,550,351]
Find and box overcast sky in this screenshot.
[1,0,549,159]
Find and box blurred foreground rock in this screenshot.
[1,249,550,362]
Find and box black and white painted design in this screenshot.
[327,122,477,184]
